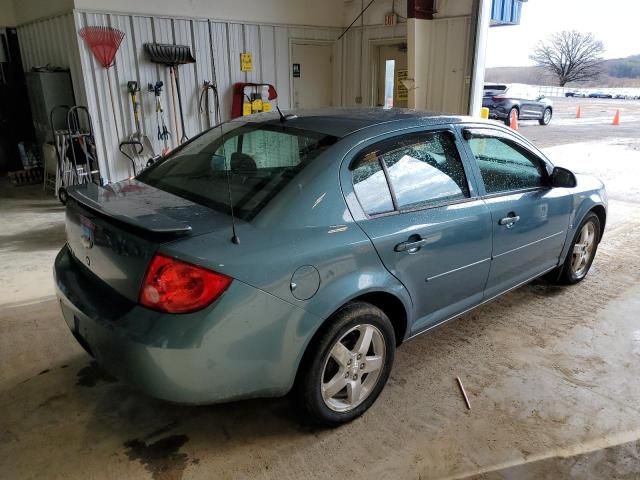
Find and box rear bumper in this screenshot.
[483,105,509,120]
[54,245,320,404]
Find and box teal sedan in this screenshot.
[55,109,607,426]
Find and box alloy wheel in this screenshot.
[321,324,386,412]
[571,221,596,278]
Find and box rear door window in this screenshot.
[351,152,395,215]
[381,132,469,210]
[350,131,470,214]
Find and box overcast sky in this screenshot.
[485,0,640,68]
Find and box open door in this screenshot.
[375,43,408,108]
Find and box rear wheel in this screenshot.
[539,107,552,125]
[552,213,601,285]
[504,107,518,126]
[297,302,395,427]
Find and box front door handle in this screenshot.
[395,237,428,253]
[498,213,520,228]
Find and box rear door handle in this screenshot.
[498,214,520,228]
[395,238,428,253]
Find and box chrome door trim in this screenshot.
[406,265,557,341]
[492,231,565,259]
[426,257,491,282]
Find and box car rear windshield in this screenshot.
[138,123,338,221]
[484,84,507,96]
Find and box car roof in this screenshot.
[231,107,466,138]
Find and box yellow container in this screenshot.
[480,107,490,119]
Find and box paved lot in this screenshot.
[1,100,640,479]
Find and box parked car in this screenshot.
[483,84,553,126]
[565,91,576,97]
[588,91,613,99]
[572,91,588,98]
[54,109,607,426]
[613,94,627,99]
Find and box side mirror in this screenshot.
[550,166,577,188]
[537,95,545,101]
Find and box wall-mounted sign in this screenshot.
[240,53,253,72]
[292,63,301,78]
[384,12,396,26]
[396,69,409,101]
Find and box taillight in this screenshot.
[140,254,232,313]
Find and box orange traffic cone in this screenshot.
[612,110,620,125]
[576,106,581,118]
[509,109,519,130]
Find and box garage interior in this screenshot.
[2,0,640,479]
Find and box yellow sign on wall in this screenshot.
[396,69,409,101]
[240,53,253,72]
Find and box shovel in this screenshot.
[144,43,196,144]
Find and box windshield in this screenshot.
[138,122,338,221]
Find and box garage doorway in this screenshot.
[291,42,333,109]
[373,42,408,108]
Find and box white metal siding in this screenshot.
[16,13,86,106]
[18,10,474,183]
[425,17,472,114]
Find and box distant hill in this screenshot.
[485,54,640,87]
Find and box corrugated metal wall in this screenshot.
[16,10,472,183]
[424,17,473,114]
[16,13,87,107]
[71,11,347,182]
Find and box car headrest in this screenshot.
[230,152,256,174]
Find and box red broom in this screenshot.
[79,26,125,141]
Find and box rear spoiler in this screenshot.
[68,183,192,235]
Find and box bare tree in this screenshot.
[529,31,605,86]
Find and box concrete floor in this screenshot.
[1,97,640,479]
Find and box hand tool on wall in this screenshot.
[118,140,144,176]
[78,26,125,145]
[199,80,221,130]
[144,43,196,145]
[149,81,171,154]
[125,81,156,169]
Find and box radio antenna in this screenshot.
[210,23,239,245]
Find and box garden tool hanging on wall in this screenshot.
[144,43,196,145]
[125,81,155,167]
[78,26,125,151]
[149,81,170,154]
[199,80,221,130]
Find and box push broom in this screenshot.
[79,26,125,142]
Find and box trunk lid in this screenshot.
[65,180,234,302]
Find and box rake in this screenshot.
[79,26,125,143]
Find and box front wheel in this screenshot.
[539,107,552,125]
[297,302,395,427]
[553,213,601,284]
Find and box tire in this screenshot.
[539,107,552,126]
[552,212,601,285]
[58,187,68,205]
[297,301,395,427]
[504,107,518,126]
